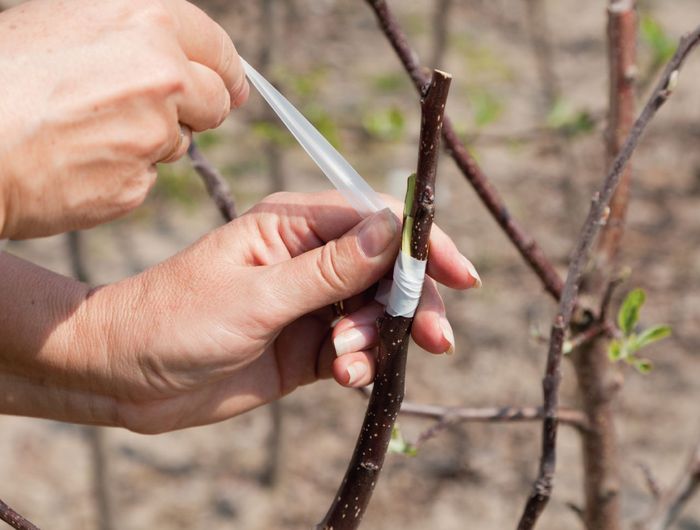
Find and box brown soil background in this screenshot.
[1,0,699,529]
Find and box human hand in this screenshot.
[82,191,480,433]
[0,0,247,239]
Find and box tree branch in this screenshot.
[516,24,700,530]
[0,500,39,530]
[317,70,451,530]
[187,143,237,222]
[635,440,700,530]
[365,0,564,301]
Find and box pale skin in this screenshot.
[0,0,480,434]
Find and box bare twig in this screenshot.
[598,275,625,322]
[187,143,236,222]
[517,24,700,530]
[365,0,565,301]
[66,232,114,530]
[637,462,662,501]
[635,440,700,530]
[317,70,451,530]
[523,0,560,115]
[0,500,39,530]
[430,0,452,69]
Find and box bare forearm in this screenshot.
[0,252,119,424]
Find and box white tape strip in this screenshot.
[386,252,427,318]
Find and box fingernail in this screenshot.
[334,326,375,356]
[439,316,455,354]
[347,362,368,385]
[461,254,482,288]
[358,208,398,258]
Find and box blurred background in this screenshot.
[1,0,700,528]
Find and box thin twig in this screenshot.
[187,143,236,222]
[516,24,700,530]
[0,500,39,530]
[317,70,451,530]
[635,440,700,530]
[365,0,565,301]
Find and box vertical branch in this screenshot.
[517,25,700,530]
[430,0,452,68]
[66,232,115,530]
[597,0,638,266]
[523,0,560,114]
[572,5,636,529]
[365,0,565,301]
[259,0,287,193]
[317,70,451,530]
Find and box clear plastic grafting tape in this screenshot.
[241,59,387,218]
[241,58,427,318]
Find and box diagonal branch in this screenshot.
[516,25,700,530]
[317,69,451,530]
[0,499,39,530]
[364,0,564,301]
[635,440,700,530]
[187,143,237,222]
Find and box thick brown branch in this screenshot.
[517,24,700,530]
[596,0,637,266]
[187,143,237,222]
[365,0,564,301]
[317,70,451,530]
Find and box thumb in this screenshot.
[261,208,400,327]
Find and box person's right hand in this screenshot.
[0,0,248,239]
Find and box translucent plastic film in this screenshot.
[241,59,387,217]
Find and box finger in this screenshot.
[158,124,192,163]
[253,191,481,289]
[177,61,230,131]
[259,208,400,329]
[332,351,377,388]
[163,0,249,107]
[427,228,482,290]
[333,302,383,356]
[411,276,455,354]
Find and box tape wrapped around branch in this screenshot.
[377,251,427,318]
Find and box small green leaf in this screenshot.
[635,325,672,350]
[618,288,646,336]
[608,339,623,362]
[362,107,406,141]
[633,358,653,374]
[562,340,573,355]
[546,99,595,137]
[469,91,504,128]
[640,15,677,68]
[388,425,417,457]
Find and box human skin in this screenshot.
[0,0,481,434]
[0,0,248,239]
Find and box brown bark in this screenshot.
[572,343,623,530]
[317,70,451,530]
[570,5,636,529]
[597,0,637,267]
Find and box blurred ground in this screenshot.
[1,0,700,529]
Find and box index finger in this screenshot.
[162,0,249,108]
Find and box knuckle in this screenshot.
[117,170,157,214]
[317,242,350,294]
[131,0,176,32]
